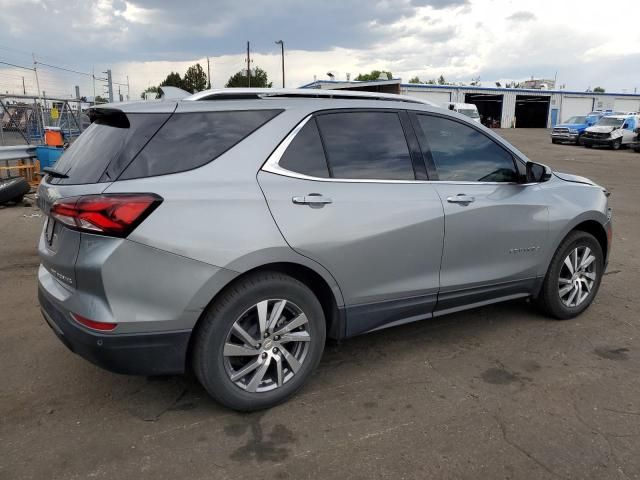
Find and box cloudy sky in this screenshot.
[0,0,639,99]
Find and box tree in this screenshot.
[159,71,183,89]
[141,86,159,99]
[182,63,208,93]
[355,70,393,81]
[94,95,108,104]
[426,78,436,85]
[437,75,447,85]
[408,76,423,84]
[225,66,272,88]
[593,86,605,93]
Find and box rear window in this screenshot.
[119,110,282,180]
[49,112,170,185]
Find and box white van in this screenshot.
[448,102,481,123]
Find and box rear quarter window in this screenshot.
[119,109,282,180]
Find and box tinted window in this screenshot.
[279,118,329,178]
[50,112,170,185]
[120,110,282,180]
[316,111,414,180]
[416,115,518,182]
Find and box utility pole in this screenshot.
[92,67,97,104]
[275,40,285,88]
[105,69,114,103]
[32,53,46,130]
[206,57,211,89]
[126,75,130,101]
[22,77,26,95]
[246,41,251,88]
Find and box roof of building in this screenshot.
[300,79,640,98]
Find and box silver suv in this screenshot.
[37,89,612,411]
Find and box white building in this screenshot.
[300,79,640,128]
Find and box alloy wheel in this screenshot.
[222,299,311,393]
[558,246,597,308]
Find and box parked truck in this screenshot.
[581,114,639,149]
[550,112,604,145]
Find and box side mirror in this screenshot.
[526,162,552,183]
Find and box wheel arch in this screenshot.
[186,260,346,371]
[538,213,610,296]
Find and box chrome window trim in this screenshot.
[261,114,523,186]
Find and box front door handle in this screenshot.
[446,194,475,204]
[292,194,333,206]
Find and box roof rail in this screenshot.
[184,88,435,106]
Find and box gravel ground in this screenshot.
[1,128,639,480]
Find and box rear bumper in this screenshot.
[38,286,191,375]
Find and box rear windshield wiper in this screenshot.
[41,167,69,179]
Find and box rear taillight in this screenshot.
[50,193,162,237]
[71,313,117,331]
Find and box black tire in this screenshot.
[575,135,582,146]
[0,177,30,205]
[551,139,559,144]
[193,271,326,411]
[537,231,604,320]
[584,143,593,148]
[611,139,621,150]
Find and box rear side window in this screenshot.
[278,118,329,178]
[49,112,170,185]
[119,110,282,180]
[416,115,518,182]
[315,111,415,180]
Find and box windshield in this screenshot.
[565,116,586,124]
[596,117,624,127]
[458,109,480,119]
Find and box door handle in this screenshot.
[292,194,333,206]
[446,194,475,204]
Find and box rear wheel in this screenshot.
[584,143,593,148]
[193,271,326,411]
[575,135,582,146]
[537,231,603,319]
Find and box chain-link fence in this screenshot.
[0,94,90,146]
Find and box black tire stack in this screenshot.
[0,177,30,206]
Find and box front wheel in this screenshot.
[584,143,593,148]
[537,231,604,319]
[193,271,326,411]
[611,139,622,150]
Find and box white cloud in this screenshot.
[0,0,639,98]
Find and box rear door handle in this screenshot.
[446,194,475,204]
[292,194,333,206]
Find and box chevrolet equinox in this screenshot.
[37,89,612,411]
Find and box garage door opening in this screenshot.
[465,93,503,128]
[515,95,550,128]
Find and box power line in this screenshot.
[0,60,34,71]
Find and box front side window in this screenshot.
[315,111,415,181]
[416,115,518,182]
